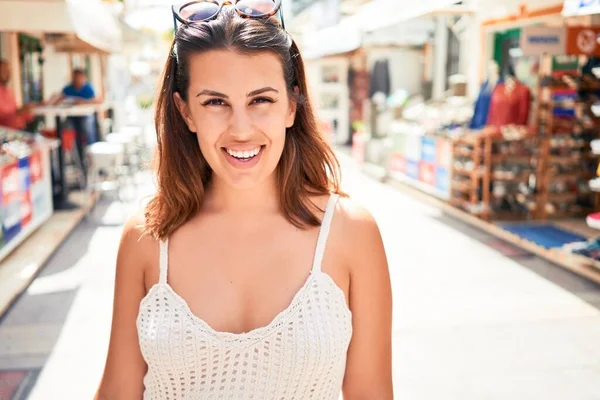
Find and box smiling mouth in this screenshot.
[224,146,264,161]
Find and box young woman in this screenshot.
[96,1,392,399]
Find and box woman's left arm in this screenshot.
[340,204,393,400]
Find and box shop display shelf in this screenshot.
[551,172,591,182]
[547,192,578,202]
[491,173,532,182]
[452,167,483,177]
[451,182,472,193]
[491,155,534,163]
[549,155,582,165]
[454,147,480,157]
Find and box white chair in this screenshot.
[86,142,126,217]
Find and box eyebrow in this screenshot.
[196,87,279,98]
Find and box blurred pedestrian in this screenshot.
[48,68,101,177]
[0,59,34,130]
[96,3,392,400]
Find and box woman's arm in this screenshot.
[340,201,393,399]
[95,216,153,399]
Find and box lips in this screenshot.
[221,145,265,169]
[225,146,261,160]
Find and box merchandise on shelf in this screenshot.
[0,127,54,261]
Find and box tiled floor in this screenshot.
[1,157,600,399]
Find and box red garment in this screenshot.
[0,85,28,130]
[486,82,531,127]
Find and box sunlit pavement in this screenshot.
[1,157,600,399]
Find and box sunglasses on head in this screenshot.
[172,0,285,32]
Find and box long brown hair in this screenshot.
[145,7,341,240]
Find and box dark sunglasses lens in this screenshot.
[180,2,219,21]
[236,0,276,16]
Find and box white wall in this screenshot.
[464,0,564,98]
[367,48,423,96]
[89,54,104,99]
[42,45,70,102]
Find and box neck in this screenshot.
[203,173,280,215]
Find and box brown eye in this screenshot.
[252,97,275,105]
[203,98,226,106]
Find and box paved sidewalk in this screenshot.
[1,157,600,399]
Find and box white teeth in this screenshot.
[226,147,261,159]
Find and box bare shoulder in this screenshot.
[333,195,385,271]
[117,212,159,279]
[335,195,380,241]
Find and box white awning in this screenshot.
[0,0,122,53]
[301,0,472,59]
[562,0,600,17]
[356,0,472,33]
[301,16,362,60]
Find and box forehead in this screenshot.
[187,50,285,94]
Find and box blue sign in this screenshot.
[421,137,436,164]
[406,160,419,181]
[435,167,450,194]
[563,0,600,17]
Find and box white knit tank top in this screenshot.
[137,194,353,399]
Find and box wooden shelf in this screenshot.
[453,167,483,177]
[452,182,472,193]
[454,148,480,157]
[492,155,534,163]
[547,192,578,202]
[549,156,581,165]
[549,172,593,181]
[492,173,533,182]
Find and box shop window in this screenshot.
[493,28,521,76]
[446,26,460,79]
[18,34,44,103]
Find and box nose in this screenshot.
[229,107,253,140]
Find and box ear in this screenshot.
[285,86,299,128]
[173,92,197,133]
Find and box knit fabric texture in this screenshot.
[137,194,353,399]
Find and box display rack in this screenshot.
[450,134,490,218]
[534,55,599,220]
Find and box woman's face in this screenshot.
[176,50,297,189]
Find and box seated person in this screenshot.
[49,69,102,173]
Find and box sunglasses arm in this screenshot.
[279,2,286,30]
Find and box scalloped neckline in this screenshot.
[138,271,350,347]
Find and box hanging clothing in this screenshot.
[469,80,495,130]
[369,59,391,98]
[486,81,531,127]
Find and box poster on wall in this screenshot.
[389,153,406,174]
[419,162,436,186]
[520,27,565,57]
[1,161,21,243]
[421,137,436,164]
[566,27,600,56]
[30,150,51,220]
[18,157,32,228]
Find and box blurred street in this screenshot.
[1,156,600,399]
[3,0,600,399]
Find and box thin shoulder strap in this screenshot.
[159,239,169,284]
[312,194,339,273]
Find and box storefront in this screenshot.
[361,0,600,283]
[0,0,121,262]
[300,0,471,148]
